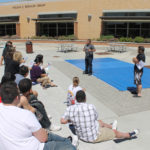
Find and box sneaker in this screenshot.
[49,124,62,131]
[88,73,92,76]
[72,135,79,148]
[112,120,118,130]
[67,136,72,142]
[45,85,51,88]
[83,71,88,74]
[129,129,140,138]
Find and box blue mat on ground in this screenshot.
[66,58,150,91]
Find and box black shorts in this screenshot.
[134,71,143,85]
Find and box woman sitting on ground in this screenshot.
[6,51,25,75]
[67,77,85,106]
[30,54,57,88]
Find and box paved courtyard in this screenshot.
[0,41,150,150]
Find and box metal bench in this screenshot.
[0,40,5,48]
[57,43,77,53]
[107,43,127,53]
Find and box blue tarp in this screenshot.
[66,58,150,91]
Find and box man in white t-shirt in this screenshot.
[67,77,83,106]
[0,81,76,150]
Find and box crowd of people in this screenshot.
[0,40,141,150]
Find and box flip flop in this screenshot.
[51,85,58,87]
[133,95,142,98]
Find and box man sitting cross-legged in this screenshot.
[15,65,29,85]
[61,90,139,143]
[18,78,61,131]
[15,65,38,101]
[0,82,76,150]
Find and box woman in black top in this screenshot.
[6,51,24,75]
[5,47,16,73]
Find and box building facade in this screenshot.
[0,0,150,39]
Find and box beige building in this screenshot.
[0,0,150,39]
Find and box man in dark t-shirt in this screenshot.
[133,46,146,97]
[0,41,13,66]
[83,39,96,75]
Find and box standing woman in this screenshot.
[30,54,57,88]
[83,39,96,76]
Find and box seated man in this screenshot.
[0,72,16,103]
[0,82,76,150]
[18,78,61,131]
[15,65,29,85]
[15,65,38,101]
[61,90,139,143]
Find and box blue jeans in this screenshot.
[43,133,76,150]
[85,56,93,73]
[69,124,76,135]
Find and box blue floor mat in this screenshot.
[66,58,150,91]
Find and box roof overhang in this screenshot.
[103,9,150,13]
[38,11,77,15]
[100,16,150,22]
[32,17,75,22]
[0,14,19,17]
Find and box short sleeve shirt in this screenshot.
[134,53,146,72]
[15,74,25,85]
[84,44,95,57]
[0,103,44,150]
[2,47,8,59]
[62,103,100,142]
[30,65,42,82]
[67,85,82,105]
[2,46,11,62]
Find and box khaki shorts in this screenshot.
[37,76,50,86]
[94,127,116,143]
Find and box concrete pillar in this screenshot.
[16,23,20,37]
[74,21,78,38]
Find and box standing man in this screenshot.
[133,46,146,97]
[0,41,13,66]
[83,39,96,76]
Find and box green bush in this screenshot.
[144,38,150,43]
[2,35,11,39]
[40,35,49,39]
[97,35,114,41]
[30,35,77,40]
[134,36,144,43]
[30,36,41,39]
[119,37,133,42]
[10,35,20,39]
[57,35,77,40]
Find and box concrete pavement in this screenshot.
[0,42,150,150]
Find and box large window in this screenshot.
[101,11,150,38]
[37,22,74,37]
[103,22,150,38]
[0,24,16,36]
[103,12,150,17]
